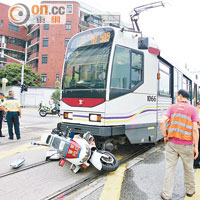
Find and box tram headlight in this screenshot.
[64,112,73,119]
[89,114,101,122]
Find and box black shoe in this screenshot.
[194,164,200,169]
[0,135,5,137]
[186,192,195,197]
[8,137,13,140]
[17,137,21,140]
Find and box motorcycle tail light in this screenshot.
[59,159,66,167]
[64,112,73,119]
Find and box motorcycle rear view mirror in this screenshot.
[40,134,52,145]
[46,135,52,144]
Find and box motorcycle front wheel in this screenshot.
[39,110,47,117]
[98,150,119,172]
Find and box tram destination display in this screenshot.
[69,28,114,50]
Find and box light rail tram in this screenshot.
[58,26,200,150]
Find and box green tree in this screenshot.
[0,63,42,86]
[51,87,61,103]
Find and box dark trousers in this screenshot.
[194,129,200,167]
[6,112,20,139]
[0,112,3,136]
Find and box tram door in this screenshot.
[157,61,172,140]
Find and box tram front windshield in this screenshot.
[62,28,114,90]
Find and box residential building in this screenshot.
[0,1,121,87]
[0,3,27,65]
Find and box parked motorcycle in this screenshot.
[39,128,119,173]
[39,103,60,117]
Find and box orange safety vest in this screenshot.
[167,103,193,141]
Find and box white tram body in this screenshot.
[59,27,199,148]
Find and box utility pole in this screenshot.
[21,41,28,107]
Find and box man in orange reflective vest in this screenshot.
[160,89,199,200]
[194,102,200,168]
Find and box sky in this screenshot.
[1,0,200,73]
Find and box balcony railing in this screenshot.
[79,20,89,27]
[0,57,6,62]
[27,52,39,63]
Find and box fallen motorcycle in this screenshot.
[39,103,60,117]
[38,128,119,173]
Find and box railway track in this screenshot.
[0,160,51,178]
[41,144,153,200]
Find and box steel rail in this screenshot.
[0,160,51,178]
[42,144,153,200]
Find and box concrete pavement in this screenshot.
[67,144,200,200]
[1,108,200,200]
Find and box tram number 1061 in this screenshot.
[147,95,156,102]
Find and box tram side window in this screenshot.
[159,62,170,96]
[174,69,183,97]
[111,46,130,89]
[183,77,190,91]
[178,71,183,91]
[131,51,143,88]
[174,69,178,96]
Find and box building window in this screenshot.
[30,60,38,68]
[65,22,71,30]
[8,23,19,32]
[66,4,73,14]
[4,50,24,60]
[42,74,47,84]
[44,24,49,30]
[43,38,48,47]
[31,30,39,40]
[42,55,48,64]
[30,45,39,55]
[56,74,59,82]
[90,15,102,27]
[159,62,171,96]
[1,20,3,29]
[65,38,69,48]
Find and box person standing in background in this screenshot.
[2,91,21,140]
[194,102,200,168]
[0,92,5,137]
